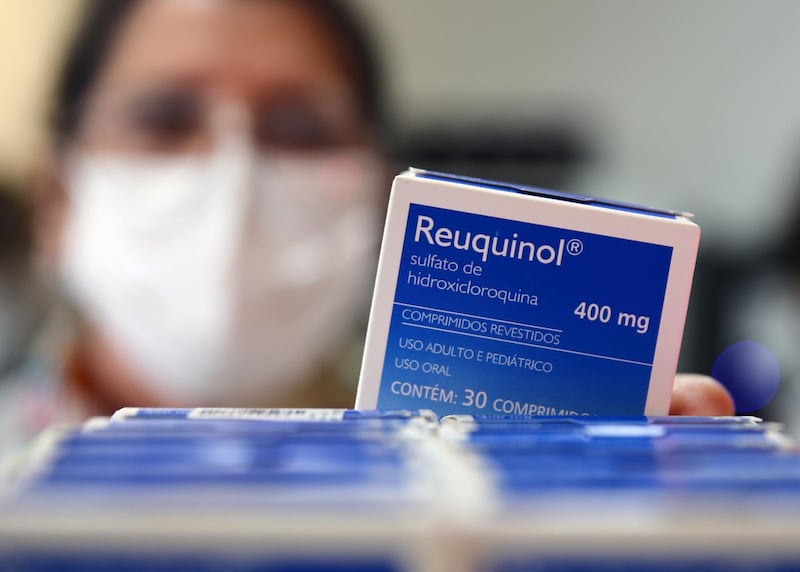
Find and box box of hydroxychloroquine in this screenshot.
[355,169,700,418]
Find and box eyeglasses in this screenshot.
[72,86,370,156]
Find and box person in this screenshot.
[2,0,731,450]
[2,0,386,448]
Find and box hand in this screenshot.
[669,374,735,416]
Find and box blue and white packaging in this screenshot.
[356,169,700,417]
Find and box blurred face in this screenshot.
[75,0,371,155]
[51,0,383,409]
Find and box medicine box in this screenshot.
[356,169,700,417]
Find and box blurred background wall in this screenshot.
[3,0,800,424]
[354,0,800,252]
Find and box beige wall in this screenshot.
[0,1,83,185]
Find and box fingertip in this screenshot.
[670,374,735,416]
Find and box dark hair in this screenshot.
[0,180,33,269]
[52,0,384,144]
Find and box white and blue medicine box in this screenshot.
[356,169,700,417]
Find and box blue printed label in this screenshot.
[376,204,673,416]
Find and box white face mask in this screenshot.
[60,138,382,405]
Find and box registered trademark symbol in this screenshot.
[567,239,584,255]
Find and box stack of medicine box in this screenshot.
[1,409,800,571]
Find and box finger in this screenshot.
[669,373,735,416]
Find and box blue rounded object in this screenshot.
[711,341,780,413]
